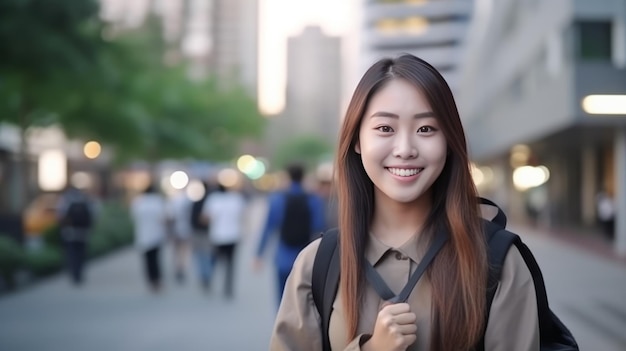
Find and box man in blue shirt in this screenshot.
[253,164,326,305]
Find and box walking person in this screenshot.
[596,190,615,240]
[190,180,214,290]
[130,182,169,293]
[56,185,96,286]
[315,174,338,232]
[270,55,543,350]
[201,183,247,298]
[168,189,193,284]
[253,163,326,305]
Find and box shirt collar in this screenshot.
[366,231,424,266]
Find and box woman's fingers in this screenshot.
[364,302,418,350]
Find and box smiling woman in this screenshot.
[268,54,552,351]
[356,78,447,207]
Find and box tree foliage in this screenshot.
[0,0,105,128]
[0,1,265,163]
[272,134,333,171]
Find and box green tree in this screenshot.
[96,17,265,163]
[0,0,111,209]
[272,135,333,171]
[0,3,265,211]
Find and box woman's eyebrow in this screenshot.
[369,111,436,119]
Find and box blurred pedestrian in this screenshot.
[253,163,326,305]
[190,180,214,290]
[315,174,338,231]
[168,189,193,284]
[201,183,247,298]
[130,182,169,293]
[56,185,96,286]
[596,190,615,240]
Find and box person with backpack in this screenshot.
[56,185,96,286]
[253,163,326,306]
[269,55,578,350]
[189,180,214,291]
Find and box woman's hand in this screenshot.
[362,302,417,351]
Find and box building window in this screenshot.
[576,21,612,60]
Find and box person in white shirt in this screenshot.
[130,182,170,292]
[201,183,247,298]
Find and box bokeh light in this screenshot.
[169,171,189,190]
[38,149,67,191]
[71,172,92,189]
[186,179,206,201]
[218,168,240,188]
[83,141,102,159]
[513,165,550,191]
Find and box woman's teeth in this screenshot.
[387,168,423,177]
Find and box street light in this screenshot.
[582,95,626,115]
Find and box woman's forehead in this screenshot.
[364,79,432,115]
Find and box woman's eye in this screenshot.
[376,126,393,133]
[417,126,435,133]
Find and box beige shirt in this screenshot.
[270,233,539,351]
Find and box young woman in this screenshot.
[270,54,539,350]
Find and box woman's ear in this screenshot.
[354,140,361,154]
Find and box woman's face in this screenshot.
[355,78,447,205]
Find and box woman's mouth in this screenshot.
[386,167,423,177]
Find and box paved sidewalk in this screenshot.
[0,196,277,351]
[511,225,626,351]
[0,199,624,351]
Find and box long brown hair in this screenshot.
[335,54,487,351]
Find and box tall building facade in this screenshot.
[177,0,258,96]
[207,0,258,96]
[281,26,343,146]
[103,0,258,95]
[458,0,626,254]
[360,0,474,93]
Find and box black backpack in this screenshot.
[311,198,579,351]
[64,200,93,229]
[280,192,312,248]
[190,197,208,232]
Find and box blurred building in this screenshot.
[263,25,342,157]
[210,0,258,97]
[285,26,342,145]
[181,0,258,96]
[360,0,474,93]
[103,0,258,95]
[458,0,626,254]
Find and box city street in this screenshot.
[0,196,625,351]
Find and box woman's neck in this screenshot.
[370,192,431,248]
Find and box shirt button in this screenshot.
[395,252,408,260]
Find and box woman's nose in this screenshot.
[393,134,418,159]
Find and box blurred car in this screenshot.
[23,193,60,236]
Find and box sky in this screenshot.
[258,0,358,115]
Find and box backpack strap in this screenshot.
[312,198,528,351]
[479,224,579,350]
[483,221,516,314]
[511,237,555,338]
[473,220,515,351]
[479,197,507,227]
[311,228,339,351]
